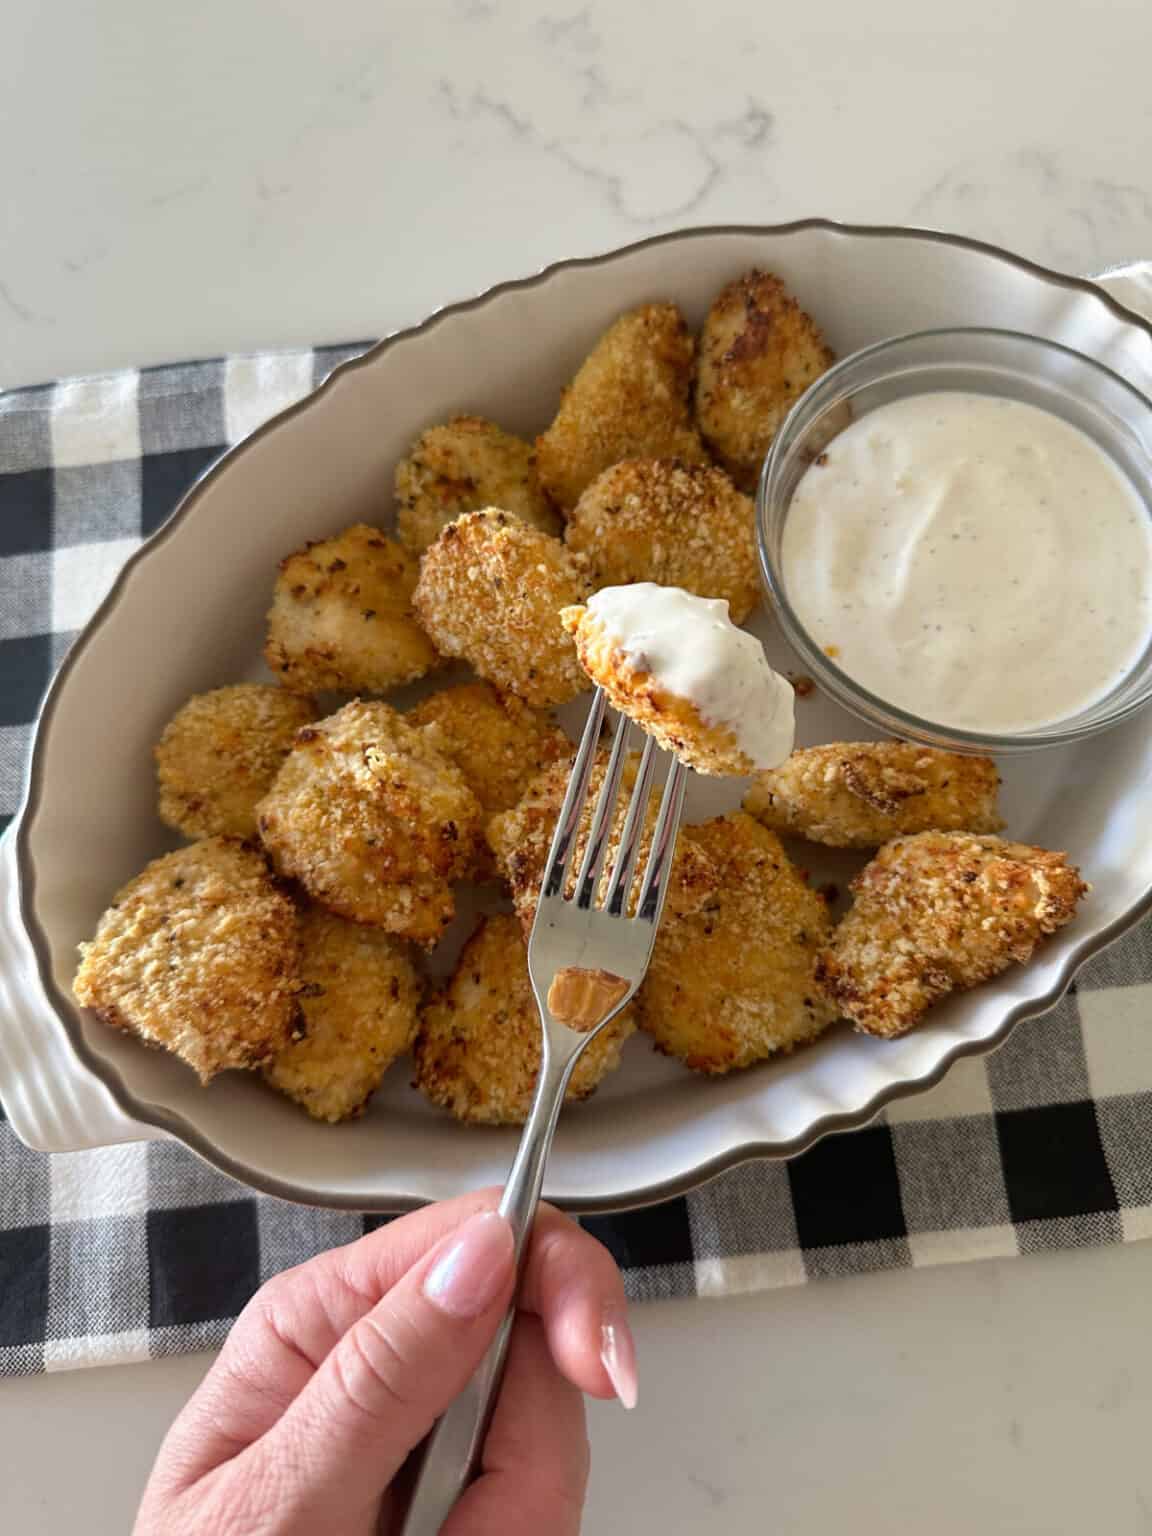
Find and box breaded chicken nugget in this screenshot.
[560,589,794,776]
[745,742,1004,850]
[394,415,560,555]
[564,458,760,623]
[695,270,834,490]
[73,838,300,1083]
[413,509,592,706]
[413,915,634,1124]
[408,681,571,818]
[535,303,708,512]
[817,832,1089,1037]
[266,523,439,695]
[256,700,483,943]
[155,684,318,841]
[638,812,838,1073]
[264,906,421,1122]
[487,752,719,933]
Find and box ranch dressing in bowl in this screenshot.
[782,391,1152,734]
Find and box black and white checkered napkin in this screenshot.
[3,345,1152,1377]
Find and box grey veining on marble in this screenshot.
[3,0,1151,386]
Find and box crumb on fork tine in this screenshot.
[413,914,635,1124]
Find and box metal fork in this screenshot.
[400,686,688,1534]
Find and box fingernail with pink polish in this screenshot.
[600,1301,639,1410]
[423,1212,514,1319]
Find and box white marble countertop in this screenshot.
[5,1,1152,1530]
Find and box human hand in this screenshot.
[134,1189,636,1535]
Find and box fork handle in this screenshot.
[398,1042,579,1535]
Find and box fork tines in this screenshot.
[540,688,688,925]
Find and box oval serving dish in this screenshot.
[5,222,1152,1212]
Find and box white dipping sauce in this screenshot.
[783,392,1152,732]
[586,583,795,769]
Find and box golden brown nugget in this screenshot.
[565,458,760,623]
[73,838,300,1083]
[394,415,560,555]
[695,270,834,490]
[409,681,572,880]
[413,915,634,1124]
[155,684,318,841]
[256,700,484,943]
[266,523,439,695]
[264,906,421,1122]
[560,593,794,777]
[408,682,571,819]
[745,742,1004,850]
[487,752,719,933]
[817,832,1089,1038]
[638,812,838,1073]
[413,509,592,706]
[535,303,708,512]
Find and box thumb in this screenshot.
[239,1210,515,1526]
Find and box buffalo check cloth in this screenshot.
[4,317,1152,1376]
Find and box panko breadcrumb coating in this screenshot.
[264,906,421,1122]
[256,700,484,944]
[413,509,592,706]
[560,600,758,776]
[564,458,760,623]
[413,915,634,1124]
[155,684,318,841]
[394,415,560,555]
[408,682,571,819]
[487,752,719,932]
[638,812,838,1073]
[695,270,835,490]
[266,523,439,695]
[535,304,708,512]
[745,742,1004,849]
[73,838,300,1083]
[817,832,1089,1038]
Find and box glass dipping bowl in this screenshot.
[756,327,1152,753]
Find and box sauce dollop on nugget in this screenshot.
[562,585,794,776]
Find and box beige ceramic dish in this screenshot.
[4,224,1152,1211]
